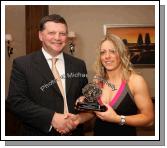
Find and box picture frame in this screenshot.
[103,24,155,67]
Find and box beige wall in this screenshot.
[5,5,26,98]
[49,5,155,97]
[5,5,155,98]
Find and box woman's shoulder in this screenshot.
[128,73,146,93]
[129,73,145,83]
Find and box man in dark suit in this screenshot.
[7,14,88,136]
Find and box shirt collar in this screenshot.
[42,48,64,61]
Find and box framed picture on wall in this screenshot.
[103,24,155,67]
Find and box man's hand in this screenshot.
[51,112,78,135]
[66,113,80,126]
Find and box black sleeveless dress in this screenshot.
[94,81,138,136]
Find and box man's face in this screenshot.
[39,22,67,56]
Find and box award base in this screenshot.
[75,102,107,112]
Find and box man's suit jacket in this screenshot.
[7,50,88,136]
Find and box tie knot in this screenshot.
[51,58,58,65]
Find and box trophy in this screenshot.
[75,82,107,112]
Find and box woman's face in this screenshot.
[100,40,121,71]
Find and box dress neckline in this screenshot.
[98,80,126,107]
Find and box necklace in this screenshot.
[105,80,117,91]
[93,76,117,91]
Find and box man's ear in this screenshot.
[39,31,43,42]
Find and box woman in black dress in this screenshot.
[66,34,154,136]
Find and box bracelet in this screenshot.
[119,115,126,126]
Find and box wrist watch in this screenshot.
[119,115,126,126]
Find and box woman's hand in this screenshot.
[94,104,120,123]
[75,96,86,105]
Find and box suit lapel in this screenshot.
[32,50,62,96]
[64,53,73,96]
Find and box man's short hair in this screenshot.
[39,14,68,32]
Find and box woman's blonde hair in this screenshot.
[95,33,134,81]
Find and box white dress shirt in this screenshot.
[42,48,66,96]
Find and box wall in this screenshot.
[5,5,26,98]
[5,5,155,98]
[49,5,155,97]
